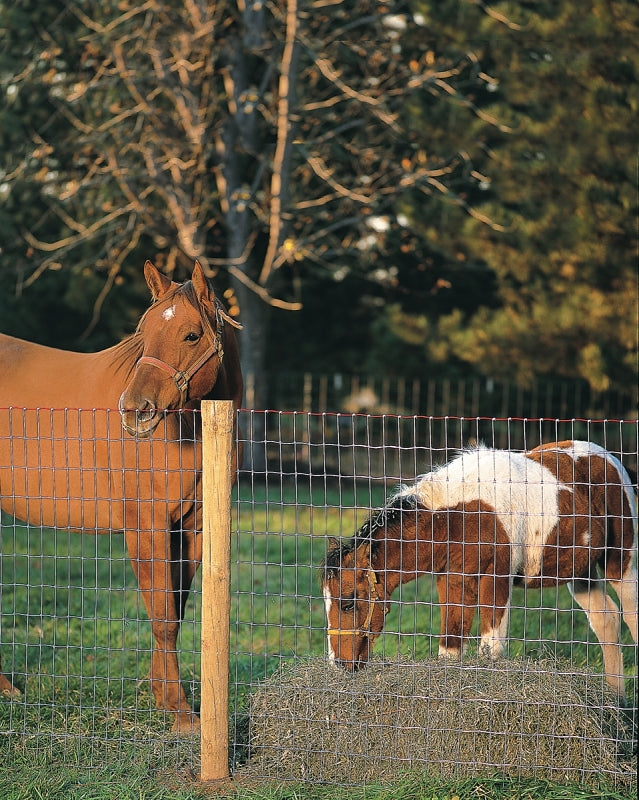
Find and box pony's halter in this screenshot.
[326,567,387,638]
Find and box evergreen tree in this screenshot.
[368,1,637,392]
[0,1,101,345]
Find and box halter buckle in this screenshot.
[173,371,190,393]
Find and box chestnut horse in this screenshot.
[322,441,638,702]
[0,260,243,730]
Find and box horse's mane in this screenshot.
[323,491,419,576]
[101,331,145,379]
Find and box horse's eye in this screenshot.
[340,598,356,612]
[184,332,200,343]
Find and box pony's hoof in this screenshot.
[171,711,200,734]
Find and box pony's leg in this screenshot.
[568,578,626,702]
[478,573,511,658]
[125,527,197,732]
[606,557,638,645]
[436,573,478,657]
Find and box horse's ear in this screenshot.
[192,260,214,304]
[327,537,340,552]
[191,259,214,300]
[144,260,173,301]
[192,260,244,330]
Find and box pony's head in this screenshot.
[119,260,242,438]
[321,536,389,670]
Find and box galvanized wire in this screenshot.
[1,406,637,788]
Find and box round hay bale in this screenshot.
[236,656,637,789]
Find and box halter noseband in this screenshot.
[326,567,388,638]
[135,336,223,408]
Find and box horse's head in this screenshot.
[321,538,388,670]
[119,260,242,438]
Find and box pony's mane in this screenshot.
[322,491,419,576]
[324,448,495,575]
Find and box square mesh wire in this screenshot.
[1,406,637,790]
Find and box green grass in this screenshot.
[1,480,637,799]
[0,764,635,800]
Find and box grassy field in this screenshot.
[0,478,636,799]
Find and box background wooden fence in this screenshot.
[249,371,637,422]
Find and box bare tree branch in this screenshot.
[5,0,510,339]
[259,0,299,286]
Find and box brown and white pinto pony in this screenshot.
[322,441,638,701]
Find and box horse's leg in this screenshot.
[0,613,19,696]
[170,508,202,621]
[436,572,478,657]
[568,578,626,702]
[0,667,18,697]
[124,527,198,731]
[478,573,511,658]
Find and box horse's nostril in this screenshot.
[136,400,156,419]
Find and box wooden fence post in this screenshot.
[200,400,234,782]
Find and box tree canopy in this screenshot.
[391,0,638,392]
[0,0,636,398]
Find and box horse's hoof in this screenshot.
[0,679,21,699]
[171,711,200,734]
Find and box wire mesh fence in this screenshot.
[232,411,638,790]
[0,522,200,764]
[1,406,637,790]
[0,405,203,769]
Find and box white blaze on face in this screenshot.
[323,585,335,663]
[162,305,176,321]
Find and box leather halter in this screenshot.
[135,333,223,408]
[326,568,387,638]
